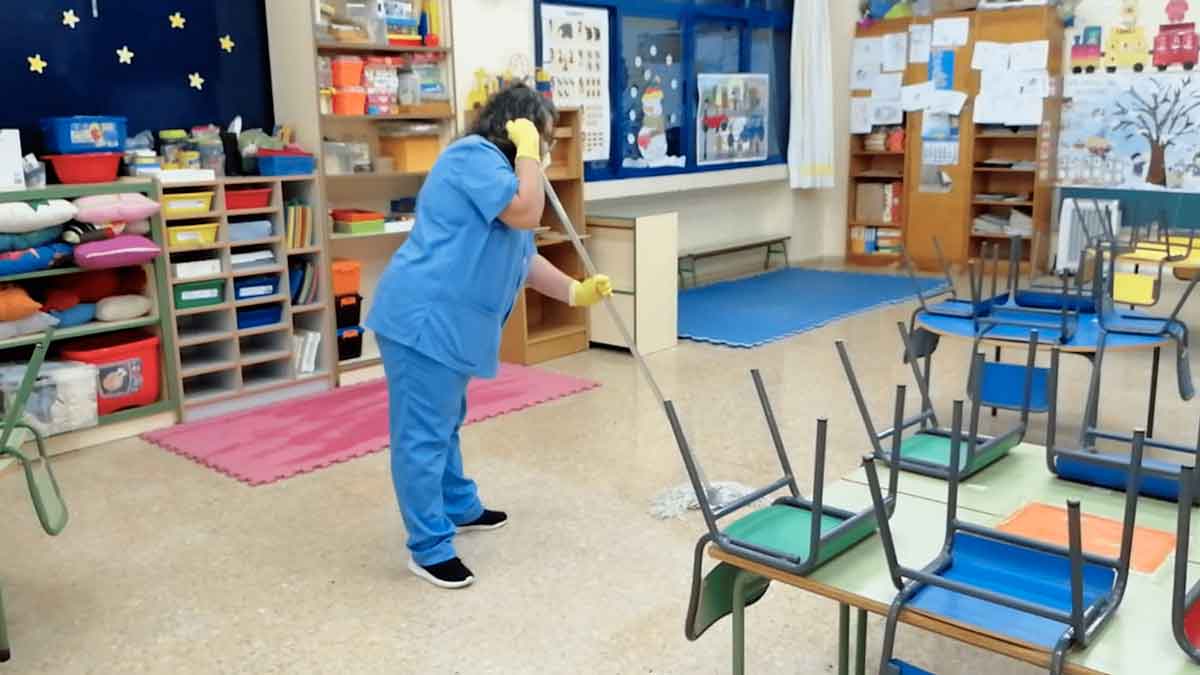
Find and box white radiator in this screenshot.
[1055,198,1121,274]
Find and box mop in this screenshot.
[540,174,754,519]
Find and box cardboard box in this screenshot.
[931,0,978,11]
[856,184,887,224]
[0,130,25,192]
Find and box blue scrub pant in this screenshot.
[378,337,484,566]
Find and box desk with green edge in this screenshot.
[707,462,1198,675]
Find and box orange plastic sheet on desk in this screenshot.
[997,501,1176,574]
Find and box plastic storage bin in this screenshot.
[172,259,222,279]
[338,326,364,361]
[174,279,225,310]
[234,275,280,301]
[225,187,272,210]
[379,135,440,173]
[333,87,367,115]
[237,305,283,330]
[43,152,122,184]
[228,219,273,241]
[331,55,365,87]
[0,360,98,436]
[332,259,362,296]
[41,116,127,153]
[335,293,363,327]
[162,191,215,217]
[257,149,316,176]
[168,222,219,248]
[61,331,161,415]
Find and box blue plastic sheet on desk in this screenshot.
[917,309,1165,351]
[908,532,1115,649]
[677,269,946,348]
[1055,452,1183,502]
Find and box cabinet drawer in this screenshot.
[590,293,635,348]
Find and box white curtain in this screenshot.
[787,0,836,189]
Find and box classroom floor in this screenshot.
[3,265,1196,675]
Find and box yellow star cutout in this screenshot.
[116,46,134,65]
[219,34,235,53]
[188,72,205,90]
[168,12,186,29]
[62,9,81,29]
[27,54,47,75]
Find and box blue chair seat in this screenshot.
[909,532,1116,649]
[889,660,938,675]
[1054,452,1185,502]
[977,361,1050,412]
[1013,290,1096,313]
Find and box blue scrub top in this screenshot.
[366,135,534,378]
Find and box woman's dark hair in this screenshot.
[467,83,557,166]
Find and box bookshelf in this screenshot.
[159,175,331,421]
[265,0,458,384]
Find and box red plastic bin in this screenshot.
[61,330,161,415]
[43,152,122,184]
[225,187,272,210]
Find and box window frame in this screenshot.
[533,0,792,183]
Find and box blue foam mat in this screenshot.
[677,269,946,348]
[908,532,1115,649]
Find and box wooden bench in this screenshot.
[677,235,790,288]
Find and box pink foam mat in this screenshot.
[144,363,600,486]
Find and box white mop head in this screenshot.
[649,481,758,520]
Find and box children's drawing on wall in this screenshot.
[1068,0,1199,75]
[622,27,684,169]
[1060,72,1200,190]
[541,3,611,162]
[696,73,769,166]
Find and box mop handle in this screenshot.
[541,173,667,407]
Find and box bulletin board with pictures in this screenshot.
[533,0,792,182]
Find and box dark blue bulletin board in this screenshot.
[0,1,274,153]
[534,0,792,183]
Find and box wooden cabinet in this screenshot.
[586,212,678,355]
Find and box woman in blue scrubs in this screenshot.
[366,85,611,589]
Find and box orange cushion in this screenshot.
[0,285,42,321]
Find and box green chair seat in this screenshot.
[892,431,1015,474]
[724,504,859,563]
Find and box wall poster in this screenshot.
[696,73,769,165]
[541,4,611,162]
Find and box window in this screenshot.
[534,0,792,181]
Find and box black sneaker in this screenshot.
[408,557,475,589]
[458,509,508,532]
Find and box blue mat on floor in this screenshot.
[678,269,947,348]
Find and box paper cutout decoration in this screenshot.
[188,72,205,90]
[169,12,186,29]
[27,54,47,75]
[62,9,81,29]
[219,34,236,53]
[116,46,134,65]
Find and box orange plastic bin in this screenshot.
[331,56,365,87]
[332,259,362,296]
[61,330,161,415]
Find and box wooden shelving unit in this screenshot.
[500,108,590,365]
[0,179,180,451]
[266,0,458,385]
[160,175,332,421]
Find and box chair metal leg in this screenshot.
[0,582,9,663]
[855,608,868,675]
[838,603,850,675]
[732,569,751,675]
[1148,346,1161,438]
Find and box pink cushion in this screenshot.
[73,193,160,225]
[74,234,161,269]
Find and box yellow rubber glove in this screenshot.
[505,118,542,163]
[569,274,613,307]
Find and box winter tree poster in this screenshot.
[696,73,769,165]
[1059,72,1200,191]
[541,4,610,162]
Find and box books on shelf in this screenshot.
[292,329,322,374]
[285,204,314,249]
[973,208,1033,237]
[850,226,902,254]
[855,182,903,225]
[289,260,321,306]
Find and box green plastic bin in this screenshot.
[174,279,225,310]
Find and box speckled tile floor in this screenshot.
[2,266,1197,674]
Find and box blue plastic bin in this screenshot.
[236,305,283,330]
[234,275,280,301]
[258,154,315,176]
[41,116,127,153]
